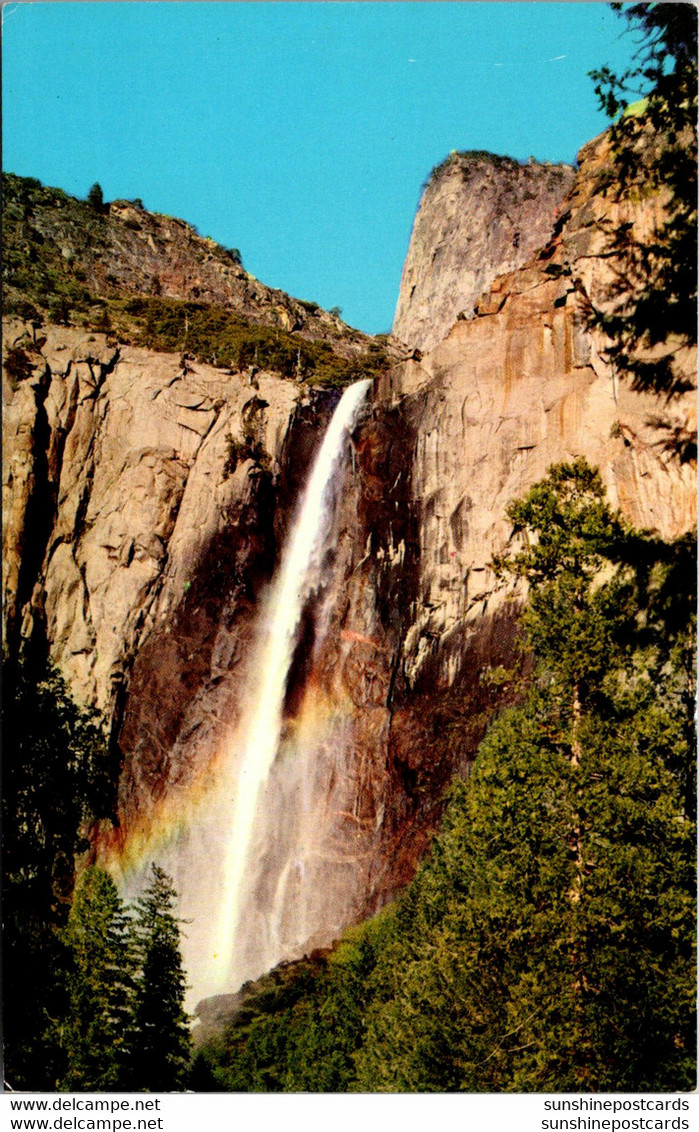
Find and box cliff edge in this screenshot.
[392,152,575,354]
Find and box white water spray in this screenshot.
[211,378,371,989]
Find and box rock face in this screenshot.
[3,128,696,1002]
[384,143,696,694]
[2,321,349,858]
[392,152,576,353]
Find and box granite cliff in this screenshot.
[2,131,696,997]
[392,152,576,353]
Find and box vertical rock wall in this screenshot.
[384,132,696,701]
[392,152,576,353]
[1,323,338,847]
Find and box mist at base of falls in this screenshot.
[117,380,374,1009]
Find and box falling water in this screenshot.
[210,378,371,991]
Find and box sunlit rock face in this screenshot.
[3,128,696,1004]
[1,323,331,830]
[383,129,695,696]
[392,152,576,354]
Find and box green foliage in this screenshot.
[60,868,138,1091]
[7,298,43,323]
[497,459,631,697]
[54,863,190,1092]
[118,295,387,387]
[48,295,71,325]
[223,433,270,477]
[357,461,696,1092]
[2,655,116,927]
[428,149,519,184]
[3,173,111,324]
[225,246,243,266]
[588,4,697,460]
[194,916,391,1091]
[87,182,104,211]
[14,856,193,1094]
[1,656,190,1093]
[357,703,694,1090]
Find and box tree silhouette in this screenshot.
[588,3,697,461]
[87,182,104,211]
[130,864,191,1091]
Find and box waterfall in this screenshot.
[210,378,371,992]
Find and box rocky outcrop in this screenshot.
[383,130,695,698]
[3,173,374,357]
[100,200,369,354]
[392,152,576,353]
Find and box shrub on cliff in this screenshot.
[3,344,37,388]
[87,182,105,211]
[121,294,387,387]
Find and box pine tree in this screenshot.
[2,653,116,1089]
[60,867,137,1091]
[130,865,191,1091]
[87,182,104,211]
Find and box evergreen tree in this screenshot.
[87,182,104,211]
[2,653,116,1089]
[192,922,386,1092]
[2,650,193,1091]
[60,867,138,1091]
[354,460,695,1091]
[130,865,191,1091]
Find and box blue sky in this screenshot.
[3,2,639,333]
